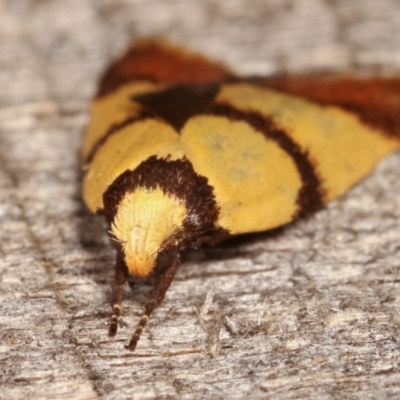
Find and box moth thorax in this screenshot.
[111,187,187,277]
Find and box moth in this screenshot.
[82,39,400,350]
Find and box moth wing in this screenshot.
[181,80,400,235]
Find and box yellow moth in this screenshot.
[82,39,400,350]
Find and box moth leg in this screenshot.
[127,253,181,351]
[109,249,128,337]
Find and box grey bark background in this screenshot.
[1,1,400,399]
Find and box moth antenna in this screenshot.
[127,253,181,351]
[109,250,128,337]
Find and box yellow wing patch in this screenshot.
[180,115,302,234]
[83,119,184,212]
[217,84,399,202]
[111,187,187,277]
[82,81,160,163]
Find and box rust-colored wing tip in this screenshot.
[255,75,400,139]
[97,39,233,97]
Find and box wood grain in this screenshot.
[1,1,400,399]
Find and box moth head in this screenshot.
[110,186,187,277]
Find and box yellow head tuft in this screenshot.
[111,187,187,277]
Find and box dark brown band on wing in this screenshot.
[84,110,154,165]
[207,103,325,217]
[102,156,229,246]
[249,76,400,139]
[133,83,220,131]
[97,40,232,98]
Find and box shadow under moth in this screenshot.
[82,39,400,350]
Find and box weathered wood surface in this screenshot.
[1,1,400,399]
